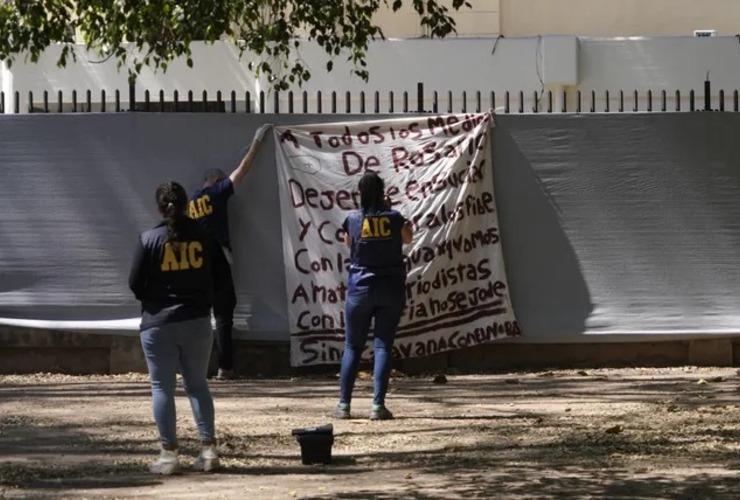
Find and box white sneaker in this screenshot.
[149,449,181,475]
[193,445,220,472]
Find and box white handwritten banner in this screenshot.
[274,114,521,367]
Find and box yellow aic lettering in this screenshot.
[188,195,213,220]
[360,216,392,239]
[160,241,204,271]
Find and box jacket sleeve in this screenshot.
[128,235,149,301]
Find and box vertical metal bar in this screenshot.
[346,91,351,113]
[188,90,194,112]
[647,90,652,112]
[217,90,222,112]
[388,91,394,113]
[86,89,92,112]
[14,91,19,114]
[317,91,322,114]
[403,91,408,113]
[675,90,680,112]
[58,90,63,113]
[159,90,165,112]
[302,91,308,114]
[360,91,366,114]
[633,90,638,112]
[562,90,567,113]
[590,90,595,113]
[288,91,294,114]
[43,90,49,113]
[115,90,120,112]
[202,90,208,112]
[518,91,523,113]
[433,91,438,113]
[504,91,510,113]
[462,91,467,113]
[547,91,552,113]
[704,79,711,111]
[476,91,481,113]
[374,91,379,114]
[533,91,538,113]
[619,91,624,112]
[72,90,77,112]
[174,90,179,112]
[720,90,725,111]
[417,82,424,113]
[661,90,667,112]
[273,91,279,114]
[331,91,337,113]
[246,91,251,113]
[689,90,695,112]
[144,90,150,112]
[447,91,452,113]
[259,91,265,113]
[0,91,4,114]
[490,91,496,111]
[230,91,236,113]
[604,90,609,112]
[100,90,105,113]
[577,91,581,113]
[129,81,135,111]
[734,90,738,112]
[28,91,34,113]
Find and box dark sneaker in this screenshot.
[370,406,394,421]
[333,404,351,419]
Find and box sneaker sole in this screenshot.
[194,458,220,472]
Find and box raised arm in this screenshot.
[229,124,273,186]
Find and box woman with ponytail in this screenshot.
[334,171,413,421]
[129,181,228,475]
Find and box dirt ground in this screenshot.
[2,367,740,499]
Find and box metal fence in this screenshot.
[1,81,737,114]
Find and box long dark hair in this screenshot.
[358,171,385,214]
[155,181,188,251]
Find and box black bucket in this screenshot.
[291,424,334,465]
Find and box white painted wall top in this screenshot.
[5,36,740,113]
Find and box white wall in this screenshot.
[6,36,740,114]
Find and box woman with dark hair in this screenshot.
[334,170,413,420]
[129,181,228,474]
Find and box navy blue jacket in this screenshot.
[128,217,228,330]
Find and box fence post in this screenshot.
[417,82,424,113]
[288,91,294,114]
[433,91,438,113]
[302,91,308,114]
[647,90,652,112]
[346,91,351,113]
[690,90,695,111]
[547,91,552,113]
[274,91,279,113]
[476,91,482,112]
[202,90,208,112]
[28,91,33,113]
[590,91,595,113]
[115,90,120,112]
[317,90,322,114]
[518,91,523,113]
[734,90,738,112]
[504,91,510,113]
[675,90,680,112]
[43,90,49,113]
[533,91,538,113]
[577,90,581,113]
[72,90,77,112]
[619,91,624,112]
[704,79,711,111]
[719,90,725,111]
[462,91,467,113]
[14,91,19,113]
[332,91,337,113]
[158,89,164,112]
[231,90,236,113]
[604,90,609,112]
[100,90,106,113]
[174,90,179,112]
[360,91,365,114]
[128,81,135,111]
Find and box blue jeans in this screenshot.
[339,287,404,407]
[140,316,216,448]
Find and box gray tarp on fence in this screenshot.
[1,112,739,342]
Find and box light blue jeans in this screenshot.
[140,316,216,448]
